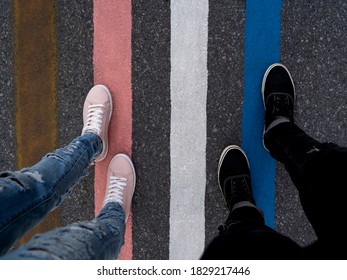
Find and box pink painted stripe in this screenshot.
[93,0,132,260]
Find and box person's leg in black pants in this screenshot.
[264,122,347,259]
[201,145,301,260]
[262,64,347,259]
[202,63,324,260]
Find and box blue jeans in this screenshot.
[0,133,125,259]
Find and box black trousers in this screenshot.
[201,122,347,259]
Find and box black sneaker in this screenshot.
[218,145,255,211]
[262,63,296,131]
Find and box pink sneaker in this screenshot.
[103,154,136,222]
[81,85,112,162]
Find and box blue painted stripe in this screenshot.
[242,0,283,227]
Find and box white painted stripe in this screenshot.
[170,0,209,259]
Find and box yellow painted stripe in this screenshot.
[13,0,59,244]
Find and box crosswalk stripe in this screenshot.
[13,0,59,244]
[93,0,133,259]
[170,0,209,259]
[242,0,283,227]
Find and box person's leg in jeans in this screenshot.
[262,64,347,258]
[0,85,112,256]
[1,153,136,260]
[201,146,301,259]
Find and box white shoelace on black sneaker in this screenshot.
[82,104,105,135]
[103,176,127,207]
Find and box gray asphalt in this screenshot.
[205,0,245,246]
[132,0,171,260]
[1,0,347,258]
[0,0,95,246]
[0,0,15,172]
[278,0,347,246]
[55,0,95,226]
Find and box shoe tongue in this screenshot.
[223,175,254,202]
[222,175,248,200]
[266,92,294,121]
[224,174,250,185]
[266,92,294,103]
[223,176,233,188]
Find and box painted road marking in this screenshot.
[93,0,132,259]
[170,0,209,259]
[13,0,59,243]
[242,0,283,227]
